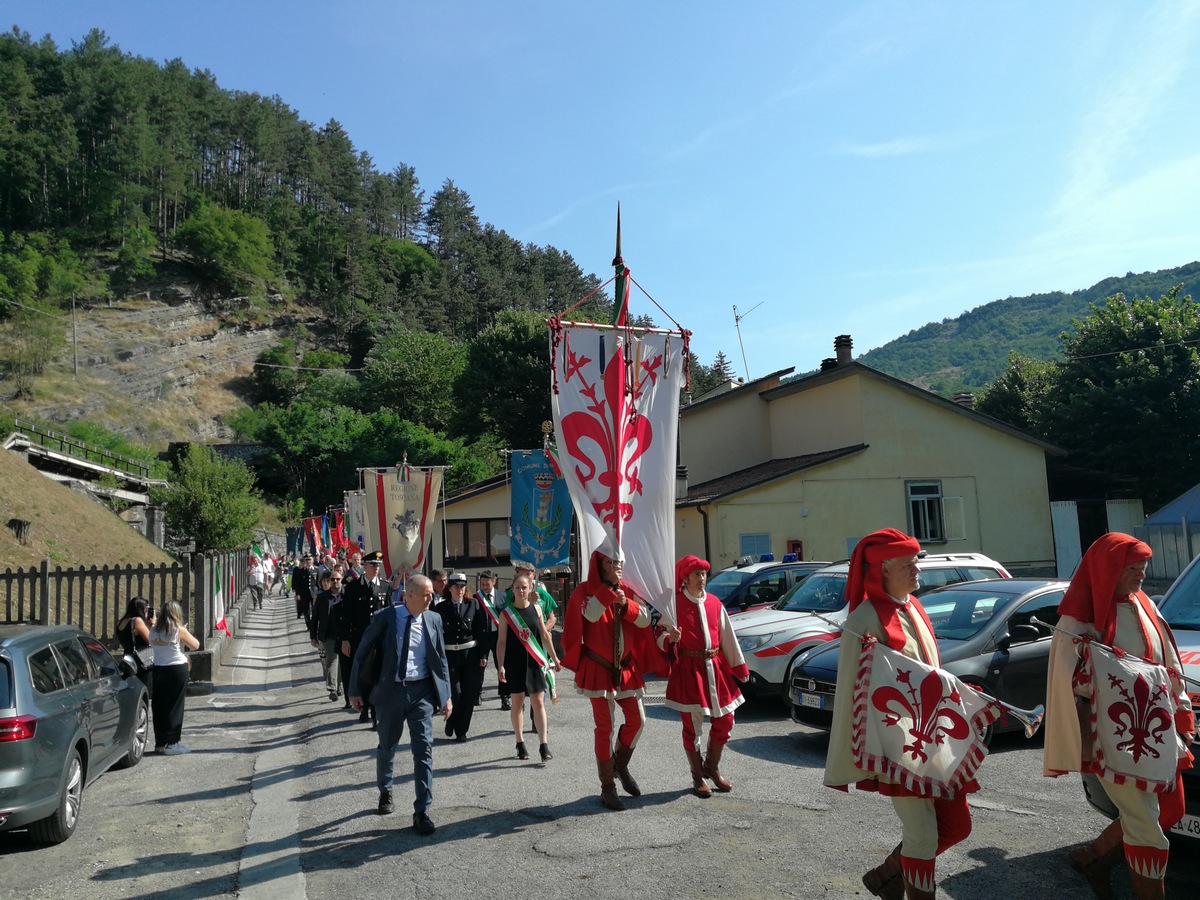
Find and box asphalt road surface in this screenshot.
[3,591,1198,899]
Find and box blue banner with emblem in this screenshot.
[510,449,572,570]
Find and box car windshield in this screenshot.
[923,589,1007,641]
[707,569,757,603]
[1160,560,1200,629]
[773,573,847,613]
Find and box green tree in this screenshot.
[452,309,550,449]
[361,327,466,432]
[174,201,275,295]
[151,443,264,551]
[976,352,1056,434]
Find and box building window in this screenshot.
[445,518,511,568]
[739,532,772,560]
[906,481,945,542]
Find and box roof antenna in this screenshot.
[733,301,765,381]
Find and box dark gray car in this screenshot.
[0,624,149,843]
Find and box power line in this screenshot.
[0,296,71,321]
[252,361,365,372]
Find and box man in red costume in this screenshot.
[659,555,749,797]
[1044,533,1195,900]
[561,546,656,810]
[824,528,974,900]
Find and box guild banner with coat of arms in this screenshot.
[852,637,1002,797]
[510,449,572,571]
[344,489,367,552]
[360,465,443,579]
[1085,641,1180,791]
[550,322,685,621]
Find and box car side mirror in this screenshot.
[997,623,1041,651]
[118,654,138,677]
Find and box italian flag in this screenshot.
[214,557,232,636]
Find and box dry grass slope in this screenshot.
[0,447,175,572]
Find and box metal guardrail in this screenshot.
[13,417,151,479]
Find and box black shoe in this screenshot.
[455,733,467,743]
[445,719,454,737]
[328,690,338,701]
[378,790,393,815]
[359,709,369,723]
[413,811,436,835]
[500,697,511,710]
[540,743,553,762]
[516,741,529,760]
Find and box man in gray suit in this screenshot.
[350,574,451,835]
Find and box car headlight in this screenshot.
[738,633,775,653]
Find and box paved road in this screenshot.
[3,590,1198,899]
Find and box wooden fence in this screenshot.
[0,548,251,651]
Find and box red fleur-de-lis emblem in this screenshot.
[1107,672,1173,762]
[559,342,654,530]
[519,628,531,641]
[872,666,970,763]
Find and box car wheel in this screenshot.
[115,699,149,769]
[30,747,84,844]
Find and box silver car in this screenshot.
[0,624,149,843]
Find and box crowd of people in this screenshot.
[248,531,1193,900]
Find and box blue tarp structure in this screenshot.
[1137,484,1200,582]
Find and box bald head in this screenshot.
[404,575,434,616]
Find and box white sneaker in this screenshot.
[162,743,191,755]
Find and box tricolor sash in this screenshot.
[852,637,1001,798]
[475,590,500,627]
[1084,640,1180,791]
[503,605,558,702]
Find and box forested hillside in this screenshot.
[0,27,731,515]
[858,262,1200,395]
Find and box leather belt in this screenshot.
[582,646,633,688]
[400,675,431,686]
[446,641,477,651]
[679,647,720,659]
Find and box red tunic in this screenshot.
[562,576,654,697]
[662,589,748,717]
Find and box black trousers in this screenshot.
[152,662,188,748]
[445,648,484,738]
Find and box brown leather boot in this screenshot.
[597,757,624,810]
[613,743,641,796]
[862,844,904,900]
[1129,872,1165,900]
[703,739,732,792]
[1067,819,1124,900]
[685,748,711,798]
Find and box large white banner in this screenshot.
[550,324,685,622]
[360,466,443,579]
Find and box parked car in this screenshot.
[788,578,1067,743]
[707,556,830,613]
[1081,554,1200,841]
[734,552,1012,704]
[0,623,149,843]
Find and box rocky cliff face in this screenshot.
[18,291,318,445]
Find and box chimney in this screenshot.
[834,334,853,366]
[676,465,689,500]
[953,391,975,410]
[820,358,837,372]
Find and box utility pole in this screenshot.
[732,301,765,382]
[71,293,78,377]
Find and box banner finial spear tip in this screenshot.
[613,203,622,266]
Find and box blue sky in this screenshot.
[7,2,1200,379]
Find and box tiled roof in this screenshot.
[679,444,868,505]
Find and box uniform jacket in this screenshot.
[432,594,488,654]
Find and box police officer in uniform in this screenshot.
[337,550,390,725]
[432,572,488,741]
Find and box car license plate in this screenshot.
[800,692,824,710]
[1170,813,1200,839]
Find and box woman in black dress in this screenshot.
[497,573,561,762]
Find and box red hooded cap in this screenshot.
[675,555,710,590]
[1058,532,1152,637]
[846,528,922,611]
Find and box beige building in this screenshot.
[675,339,1059,575]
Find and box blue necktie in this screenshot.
[398,613,414,679]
